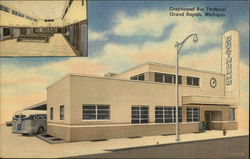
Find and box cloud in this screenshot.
[111,10,224,48]
[88,29,109,41]
[93,9,224,71]
[180,48,221,72]
[113,11,170,37]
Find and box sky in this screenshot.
[0,0,249,129]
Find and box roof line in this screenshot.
[114,62,224,76]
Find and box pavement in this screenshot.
[0,125,248,158]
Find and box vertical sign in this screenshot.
[222,30,240,102]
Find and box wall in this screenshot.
[48,122,199,142]
[47,74,237,141]
[115,64,150,80]
[0,6,36,27]
[47,76,71,125]
[212,121,238,130]
[62,0,87,27]
[68,75,229,125]
[37,19,62,28]
[116,63,225,97]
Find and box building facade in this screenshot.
[46,62,238,142]
[47,30,239,142]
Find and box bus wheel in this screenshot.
[37,127,44,134]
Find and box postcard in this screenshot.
[0,0,249,158]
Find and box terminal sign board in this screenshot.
[222,30,240,99]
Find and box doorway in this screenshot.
[205,111,212,130]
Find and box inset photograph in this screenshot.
[0,0,87,57]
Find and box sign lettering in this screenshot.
[225,36,232,85]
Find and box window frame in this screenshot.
[50,107,53,120]
[60,105,64,120]
[131,105,149,124]
[130,73,145,81]
[187,76,200,86]
[187,107,200,122]
[155,106,182,123]
[82,104,110,120]
[229,108,235,121]
[155,72,182,84]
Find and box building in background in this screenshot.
[46,30,239,142]
[0,0,87,56]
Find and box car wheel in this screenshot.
[37,127,44,134]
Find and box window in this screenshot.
[155,72,182,84]
[173,76,182,84]
[130,73,144,81]
[12,10,17,15]
[229,108,235,121]
[19,13,24,17]
[187,76,200,86]
[60,106,64,120]
[155,106,182,123]
[50,107,53,120]
[44,19,54,22]
[155,73,164,82]
[187,107,199,122]
[131,106,149,124]
[0,5,9,12]
[82,105,110,120]
[3,28,10,36]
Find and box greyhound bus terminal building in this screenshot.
[47,30,240,142]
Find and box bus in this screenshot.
[12,110,47,135]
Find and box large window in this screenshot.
[155,73,182,84]
[50,107,53,120]
[60,106,64,120]
[229,108,235,121]
[130,73,145,81]
[155,106,182,123]
[187,76,200,86]
[131,106,149,124]
[82,105,110,120]
[187,107,199,122]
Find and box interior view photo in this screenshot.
[0,0,87,57]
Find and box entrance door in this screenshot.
[205,111,212,130]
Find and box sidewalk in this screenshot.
[0,125,248,158]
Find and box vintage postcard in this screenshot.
[0,0,249,158]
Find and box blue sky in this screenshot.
[88,0,249,64]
